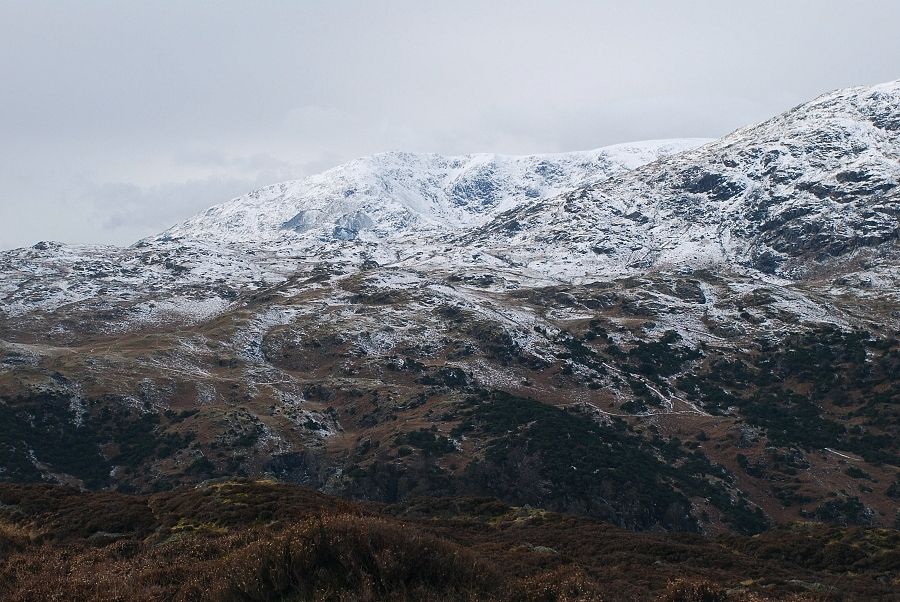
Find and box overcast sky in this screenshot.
[1,1,898,249]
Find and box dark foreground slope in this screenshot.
[0,480,897,601]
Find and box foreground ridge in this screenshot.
[0,480,897,601]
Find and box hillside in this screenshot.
[0,81,898,541]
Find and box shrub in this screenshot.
[659,579,728,602]
[196,514,507,601]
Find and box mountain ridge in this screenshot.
[464,79,900,279]
[161,138,711,244]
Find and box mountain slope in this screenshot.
[469,80,900,279]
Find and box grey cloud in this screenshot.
[88,179,264,234]
[1,0,898,249]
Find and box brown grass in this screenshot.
[0,481,896,601]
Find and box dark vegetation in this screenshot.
[546,322,897,481]
[805,496,875,527]
[677,326,900,465]
[393,428,456,456]
[453,391,767,534]
[0,391,110,488]
[0,481,896,601]
[0,389,199,491]
[625,330,702,378]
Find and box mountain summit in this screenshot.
[154,81,900,283]
[162,139,709,243]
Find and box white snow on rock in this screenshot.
[0,81,898,329]
[161,139,710,244]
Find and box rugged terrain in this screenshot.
[0,81,898,542]
[1,480,898,601]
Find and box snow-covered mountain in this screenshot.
[2,80,898,334]
[466,80,900,278]
[2,81,898,336]
[0,139,709,324]
[162,139,709,244]
[1,81,899,534]
[150,80,900,285]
